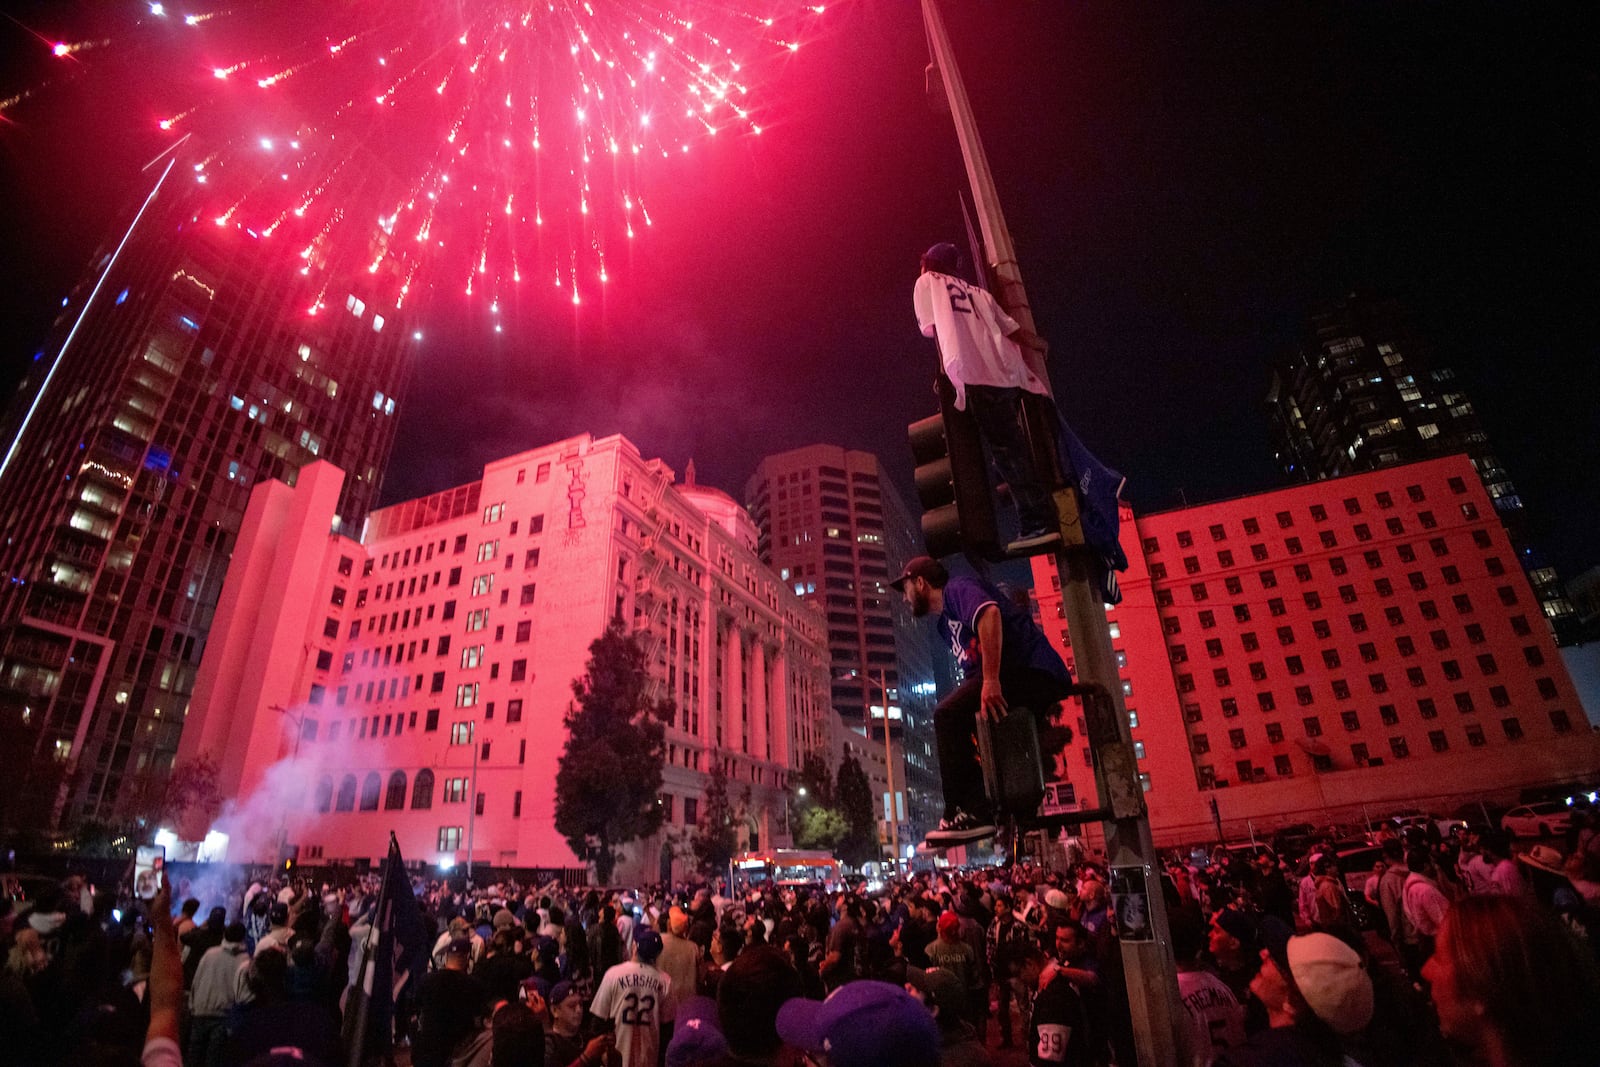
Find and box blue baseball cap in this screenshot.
[666,996,728,1067]
[922,243,961,275]
[634,927,664,962]
[776,981,939,1067]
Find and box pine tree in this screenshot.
[835,753,878,869]
[554,625,673,884]
[692,759,739,875]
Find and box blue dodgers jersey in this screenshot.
[938,574,1070,683]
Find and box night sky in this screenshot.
[1,3,1595,579]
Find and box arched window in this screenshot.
[385,771,408,811]
[412,768,435,810]
[360,772,381,811]
[315,777,334,814]
[335,775,357,812]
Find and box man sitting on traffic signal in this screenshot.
[913,241,1059,552]
[893,555,1075,844]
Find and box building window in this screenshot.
[1352,743,1370,766]
[444,777,469,803]
[1454,692,1475,714]
[1303,716,1322,737]
[1428,730,1448,752]
[438,826,462,851]
[1341,711,1360,732]
[385,771,407,810]
[451,721,474,745]
[1536,677,1558,699]
[1296,685,1314,706]
[315,778,333,813]
[1549,709,1572,734]
[335,775,357,812]
[1501,718,1524,742]
[1257,691,1276,712]
[1221,698,1239,718]
[1192,734,1210,755]
[1229,728,1247,749]
[1332,679,1352,700]
[1368,673,1388,694]
[506,699,523,723]
[1285,655,1305,676]
[1465,724,1486,747]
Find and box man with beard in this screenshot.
[893,556,1075,844]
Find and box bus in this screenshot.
[732,849,842,891]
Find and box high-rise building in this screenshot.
[178,434,832,882]
[1032,454,1598,845]
[1266,291,1574,637]
[745,446,942,849]
[0,156,414,826]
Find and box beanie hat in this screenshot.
[776,980,939,1067]
[1285,933,1375,1036]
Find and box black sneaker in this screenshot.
[924,809,998,844]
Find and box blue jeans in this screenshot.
[965,385,1057,535]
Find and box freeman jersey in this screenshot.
[591,960,671,1067]
[1176,969,1246,1065]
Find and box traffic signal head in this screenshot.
[908,376,999,559]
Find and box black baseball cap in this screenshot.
[890,556,947,591]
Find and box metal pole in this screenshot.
[875,672,902,872]
[921,4,1181,1063]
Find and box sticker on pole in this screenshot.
[1110,865,1154,943]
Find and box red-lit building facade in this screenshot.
[1033,454,1598,844]
[179,433,834,882]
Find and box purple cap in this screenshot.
[776,981,939,1067]
[666,996,729,1067]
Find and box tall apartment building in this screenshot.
[1032,455,1598,844]
[179,434,833,883]
[745,446,942,849]
[0,158,413,825]
[1266,291,1573,636]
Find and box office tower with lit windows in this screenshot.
[0,157,414,826]
[745,445,942,849]
[1266,291,1573,637]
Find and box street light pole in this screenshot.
[268,704,304,866]
[872,671,902,872]
[920,4,1182,1064]
[870,671,908,870]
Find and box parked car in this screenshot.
[1333,844,1386,897]
[1500,802,1572,838]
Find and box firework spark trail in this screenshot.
[6,0,831,328]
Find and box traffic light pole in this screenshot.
[920,3,1183,1064]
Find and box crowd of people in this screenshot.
[2,809,1600,1067]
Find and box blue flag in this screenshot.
[368,837,429,1052]
[1053,412,1128,605]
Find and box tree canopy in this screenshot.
[553,625,672,884]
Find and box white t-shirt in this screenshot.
[1176,969,1245,1066]
[913,270,1048,409]
[591,960,670,1067]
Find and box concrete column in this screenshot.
[750,640,768,762]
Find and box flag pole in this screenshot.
[347,831,398,1067]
